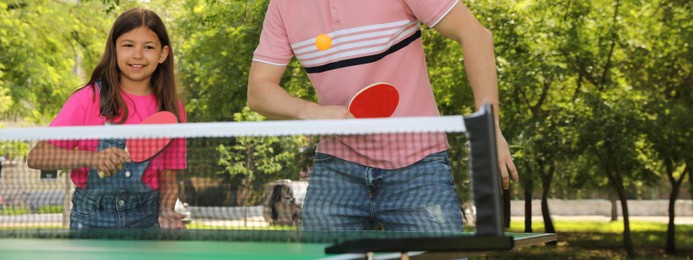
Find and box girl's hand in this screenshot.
[90,147,130,177]
[159,209,187,229]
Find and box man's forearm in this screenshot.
[461,28,501,128]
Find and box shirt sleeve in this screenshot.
[162,100,187,170]
[403,0,459,27]
[252,0,294,66]
[47,87,95,149]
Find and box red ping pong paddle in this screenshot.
[348,82,399,118]
[127,111,178,163]
[98,111,178,178]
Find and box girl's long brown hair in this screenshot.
[84,7,180,124]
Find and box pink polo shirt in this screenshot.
[48,84,187,190]
[253,0,458,169]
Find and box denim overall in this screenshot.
[70,81,160,229]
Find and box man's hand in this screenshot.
[496,130,519,190]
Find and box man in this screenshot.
[248,0,518,231]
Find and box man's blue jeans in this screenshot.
[301,151,464,231]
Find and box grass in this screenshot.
[0,206,63,215]
[37,206,63,214]
[0,225,64,230]
[186,222,297,230]
[478,220,693,259]
[0,207,30,215]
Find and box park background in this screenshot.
[0,0,691,258]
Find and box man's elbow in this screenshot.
[247,98,261,114]
[459,25,494,48]
[246,81,263,113]
[480,27,494,43]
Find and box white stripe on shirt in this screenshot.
[297,24,420,67]
[290,20,413,49]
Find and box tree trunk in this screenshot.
[540,197,553,233]
[540,164,556,245]
[236,178,252,206]
[689,162,693,206]
[666,189,678,254]
[614,179,635,258]
[665,165,688,254]
[524,181,533,233]
[522,161,534,233]
[610,192,619,221]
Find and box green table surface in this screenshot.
[0,232,556,260]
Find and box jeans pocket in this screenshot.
[420,151,450,166]
[71,192,100,219]
[138,193,160,215]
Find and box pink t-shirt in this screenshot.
[253,0,458,169]
[48,83,187,190]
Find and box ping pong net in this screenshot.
[0,104,506,249]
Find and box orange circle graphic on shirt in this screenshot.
[315,34,332,51]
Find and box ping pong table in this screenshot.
[0,105,551,259]
[0,231,556,260]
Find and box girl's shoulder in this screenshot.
[59,83,102,116]
[51,83,103,127]
[70,83,100,103]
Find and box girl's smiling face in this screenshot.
[115,26,169,93]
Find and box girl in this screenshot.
[28,8,186,229]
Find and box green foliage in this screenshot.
[0,141,29,160]
[174,0,270,122]
[575,92,659,194]
[216,107,307,205]
[173,0,315,122]
[0,0,115,124]
[0,85,11,115]
[217,107,306,180]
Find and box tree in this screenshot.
[554,0,660,256]
[175,0,269,122]
[618,0,693,253]
[468,0,587,236]
[216,107,307,206]
[0,0,117,123]
[0,0,121,160]
[576,93,658,257]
